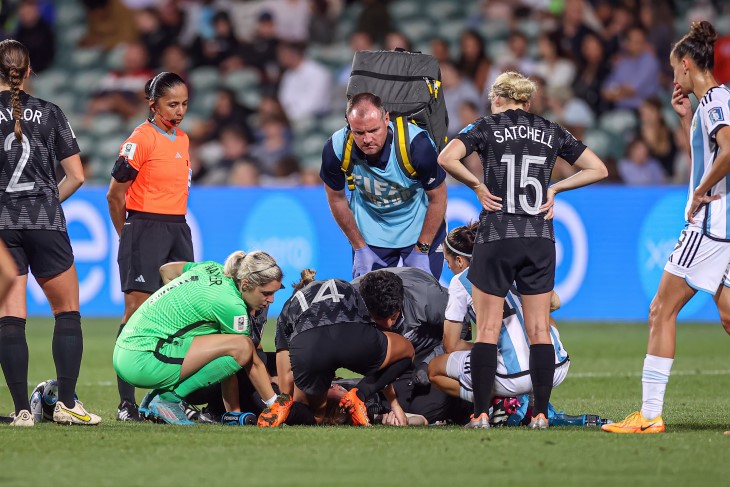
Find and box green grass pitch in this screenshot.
[1,319,729,486]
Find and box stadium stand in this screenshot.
[1,0,727,185]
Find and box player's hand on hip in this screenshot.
[671,82,692,120]
[540,187,557,220]
[353,245,387,278]
[687,191,720,223]
[403,248,431,275]
[474,184,502,212]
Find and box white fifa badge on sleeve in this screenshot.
[233,315,249,333]
[120,142,137,160]
[709,107,725,123]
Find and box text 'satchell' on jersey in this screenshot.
[456,109,586,243]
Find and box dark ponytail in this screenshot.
[672,20,718,71]
[444,222,479,259]
[0,40,30,142]
[145,71,186,122]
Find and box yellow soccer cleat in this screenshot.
[601,411,664,434]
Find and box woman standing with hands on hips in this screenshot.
[437,71,607,429]
[107,71,194,422]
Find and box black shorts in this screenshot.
[118,211,194,293]
[288,322,388,396]
[0,229,74,278]
[468,237,555,296]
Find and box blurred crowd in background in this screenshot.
[1,0,729,187]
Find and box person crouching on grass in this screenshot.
[113,250,289,425]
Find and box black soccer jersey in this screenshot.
[456,109,586,242]
[275,279,373,351]
[0,91,80,231]
[249,305,269,348]
[352,267,447,362]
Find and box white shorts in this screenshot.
[446,351,570,401]
[664,229,730,295]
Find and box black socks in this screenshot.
[355,357,412,400]
[470,342,498,416]
[53,311,83,408]
[116,323,136,404]
[0,316,30,414]
[530,343,556,418]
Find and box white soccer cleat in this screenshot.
[53,400,101,426]
[529,413,549,430]
[10,409,35,427]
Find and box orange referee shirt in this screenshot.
[119,121,191,215]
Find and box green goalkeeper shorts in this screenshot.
[113,336,194,390]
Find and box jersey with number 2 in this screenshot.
[456,109,586,242]
[0,91,79,231]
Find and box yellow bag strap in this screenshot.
[394,116,416,179]
[341,131,356,190]
[341,117,417,190]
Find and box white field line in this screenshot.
[569,369,730,379]
[2,369,730,388]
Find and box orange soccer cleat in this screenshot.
[257,394,293,427]
[339,388,371,426]
[601,411,665,434]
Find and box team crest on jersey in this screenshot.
[709,107,725,123]
[233,315,249,333]
[120,142,137,160]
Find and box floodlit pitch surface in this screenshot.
[1,319,729,486]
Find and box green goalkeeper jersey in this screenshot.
[117,261,251,351]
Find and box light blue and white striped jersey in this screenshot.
[446,270,568,376]
[688,85,730,240]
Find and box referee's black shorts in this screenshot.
[468,237,555,296]
[118,211,194,294]
[289,322,388,396]
[0,229,74,278]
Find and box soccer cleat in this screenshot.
[116,400,144,422]
[258,393,293,427]
[489,397,521,427]
[183,403,217,424]
[529,413,549,430]
[601,411,665,434]
[465,413,490,429]
[53,401,101,426]
[339,388,371,427]
[9,410,34,427]
[138,392,194,425]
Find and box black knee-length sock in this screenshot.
[530,344,556,418]
[470,342,498,416]
[0,317,30,414]
[354,358,412,400]
[53,311,83,408]
[116,323,136,404]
